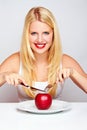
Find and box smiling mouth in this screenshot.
[35,43,46,49]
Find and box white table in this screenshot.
[0,102,87,130]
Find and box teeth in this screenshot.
[35,43,46,49]
[37,44,44,47]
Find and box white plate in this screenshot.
[17,100,71,114]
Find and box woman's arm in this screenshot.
[0,52,25,86]
[57,54,87,93]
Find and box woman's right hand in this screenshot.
[0,72,26,87]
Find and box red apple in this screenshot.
[35,93,52,110]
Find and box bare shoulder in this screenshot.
[62,54,77,67]
[62,53,86,74]
[0,52,20,73]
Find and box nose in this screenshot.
[37,34,43,42]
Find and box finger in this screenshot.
[64,68,72,78]
[63,69,69,79]
[6,77,14,85]
[17,76,27,86]
[14,79,19,86]
[58,70,64,82]
[66,69,71,78]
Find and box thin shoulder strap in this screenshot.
[19,60,22,74]
[60,62,62,69]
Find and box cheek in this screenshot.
[43,33,53,42]
[48,33,53,42]
[29,36,36,43]
[46,36,53,43]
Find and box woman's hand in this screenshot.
[1,72,26,86]
[56,68,73,83]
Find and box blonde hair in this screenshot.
[20,6,62,98]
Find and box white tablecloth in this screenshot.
[0,102,87,130]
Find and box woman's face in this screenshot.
[29,21,53,55]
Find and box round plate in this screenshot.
[17,100,71,114]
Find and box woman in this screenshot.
[0,6,87,101]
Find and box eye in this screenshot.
[43,32,49,35]
[31,32,37,35]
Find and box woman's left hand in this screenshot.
[56,68,73,83]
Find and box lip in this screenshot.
[34,43,46,49]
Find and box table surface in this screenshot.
[0,101,87,130]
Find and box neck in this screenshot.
[34,52,48,64]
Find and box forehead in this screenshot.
[29,21,52,31]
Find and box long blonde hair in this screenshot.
[20,6,62,98]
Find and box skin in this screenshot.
[0,21,87,93]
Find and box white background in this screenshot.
[0,0,87,102]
